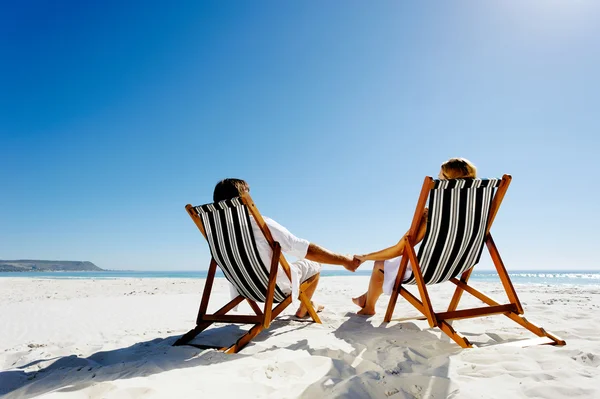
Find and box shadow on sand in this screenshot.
[1,309,532,398]
[0,321,310,399]
[294,307,535,398]
[293,313,462,398]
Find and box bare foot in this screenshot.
[352,294,366,308]
[357,307,376,316]
[295,302,325,318]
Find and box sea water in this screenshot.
[1,270,600,285]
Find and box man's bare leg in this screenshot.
[295,273,324,318]
[353,261,385,315]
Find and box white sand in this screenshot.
[1,276,599,399]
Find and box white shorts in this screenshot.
[277,259,321,296]
[294,259,321,284]
[227,259,321,305]
[382,257,413,295]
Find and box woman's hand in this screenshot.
[342,255,363,272]
[354,255,367,263]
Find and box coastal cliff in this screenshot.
[0,260,104,272]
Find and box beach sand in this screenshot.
[1,276,599,398]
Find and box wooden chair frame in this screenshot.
[173,193,321,353]
[384,175,566,348]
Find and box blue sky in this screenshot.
[1,1,598,271]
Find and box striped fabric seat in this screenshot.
[380,174,566,348]
[195,198,288,303]
[405,178,501,285]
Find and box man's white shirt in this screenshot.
[227,215,315,303]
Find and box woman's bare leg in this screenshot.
[352,261,385,315]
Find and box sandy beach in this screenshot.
[1,276,599,399]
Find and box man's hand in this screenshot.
[342,255,363,272]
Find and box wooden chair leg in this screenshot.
[173,322,214,346]
[487,234,524,314]
[299,292,321,324]
[447,268,474,312]
[384,249,410,322]
[297,274,321,323]
[438,320,473,348]
[449,278,566,346]
[225,323,265,354]
[225,296,295,353]
[384,284,401,323]
[437,312,564,348]
[247,299,263,315]
[174,295,245,346]
[271,295,293,319]
[384,176,433,324]
[406,245,437,327]
[505,312,566,345]
[196,258,218,324]
[263,244,281,329]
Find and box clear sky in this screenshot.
[1,1,598,271]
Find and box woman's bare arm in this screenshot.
[356,238,406,261]
[356,209,428,262]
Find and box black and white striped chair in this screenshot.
[384,175,565,348]
[174,193,321,353]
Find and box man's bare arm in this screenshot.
[305,243,362,271]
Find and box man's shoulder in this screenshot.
[258,215,293,236]
[250,215,280,229]
[261,215,274,223]
[250,214,274,223]
[263,216,285,229]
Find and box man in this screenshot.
[213,178,362,317]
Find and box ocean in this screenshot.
[1,270,599,285]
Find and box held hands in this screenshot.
[354,255,367,263]
[343,255,365,272]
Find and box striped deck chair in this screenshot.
[173,193,321,353]
[384,175,565,348]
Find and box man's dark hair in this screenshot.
[213,178,250,202]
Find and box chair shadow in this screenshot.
[1,307,535,398]
[295,313,462,398]
[292,305,544,398]
[0,321,308,399]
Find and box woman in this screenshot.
[352,158,478,315]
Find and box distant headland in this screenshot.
[0,260,104,272]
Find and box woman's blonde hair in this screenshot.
[440,158,477,179]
